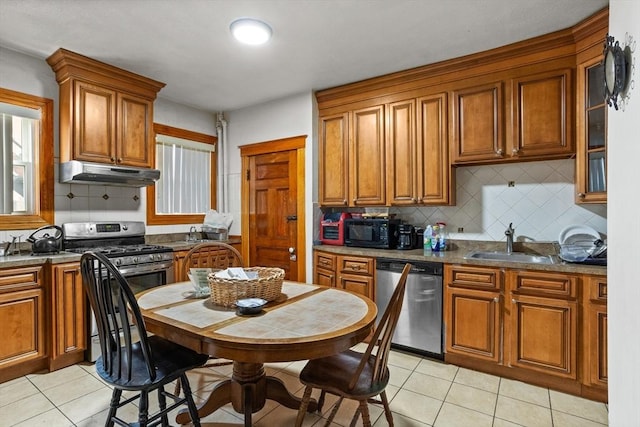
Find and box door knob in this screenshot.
[288,247,297,261]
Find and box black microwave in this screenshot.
[344,218,401,249]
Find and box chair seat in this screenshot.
[299,349,389,398]
[97,335,209,391]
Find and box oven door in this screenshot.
[87,260,175,362]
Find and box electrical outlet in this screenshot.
[457,227,464,233]
[508,181,515,187]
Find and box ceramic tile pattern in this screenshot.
[391,159,607,242]
[0,348,609,426]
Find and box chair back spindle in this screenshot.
[349,263,411,390]
[80,251,156,382]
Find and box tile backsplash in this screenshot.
[393,159,607,243]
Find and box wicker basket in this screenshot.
[207,267,285,308]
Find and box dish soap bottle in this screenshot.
[436,222,447,251]
[424,224,432,253]
[431,224,441,252]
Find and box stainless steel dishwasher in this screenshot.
[375,258,444,359]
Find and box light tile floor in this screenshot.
[0,345,609,426]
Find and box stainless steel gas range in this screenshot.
[62,221,174,362]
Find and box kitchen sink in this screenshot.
[464,251,555,264]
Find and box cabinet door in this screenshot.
[511,68,573,158]
[576,54,607,203]
[585,276,607,388]
[445,265,502,363]
[74,80,117,164]
[314,268,335,288]
[508,294,577,379]
[416,93,452,205]
[0,267,46,381]
[50,262,86,370]
[451,82,504,163]
[338,273,373,299]
[117,92,153,167]
[173,250,189,282]
[350,105,386,206]
[387,99,417,205]
[445,287,501,362]
[319,113,350,206]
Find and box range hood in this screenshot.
[60,161,160,187]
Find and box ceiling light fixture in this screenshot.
[230,18,272,45]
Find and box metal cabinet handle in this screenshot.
[496,149,503,155]
[512,148,520,155]
[343,200,348,206]
[493,297,499,302]
[512,298,516,304]
[577,193,586,198]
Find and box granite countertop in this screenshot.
[314,240,607,275]
[0,236,242,268]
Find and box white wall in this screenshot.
[0,47,217,240]
[225,92,316,281]
[608,1,640,425]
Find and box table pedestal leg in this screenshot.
[176,361,317,426]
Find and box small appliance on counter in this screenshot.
[397,224,418,250]
[344,217,400,249]
[27,224,64,255]
[320,212,351,245]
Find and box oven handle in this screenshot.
[118,261,174,277]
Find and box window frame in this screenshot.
[0,87,54,230]
[146,123,217,225]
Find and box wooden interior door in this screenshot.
[241,136,306,281]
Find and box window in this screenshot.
[0,87,54,230]
[146,123,217,225]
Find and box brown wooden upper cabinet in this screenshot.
[451,67,573,165]
[388,93,453,206]
[47,48,165,168]
[319,106,386,207]
[450,82,505,163]
[575,27,608,204]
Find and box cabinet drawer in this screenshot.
[447,265,501,291]
[0,266,43,291]
[510,271,577,299]
[337,255,374,276]
[588,276,607,302]
[314,251,336,271]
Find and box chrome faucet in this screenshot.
[187,226,197,242]
[505,223,515,254]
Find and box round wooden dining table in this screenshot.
[136,281,377,426]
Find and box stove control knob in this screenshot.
[115,258,122,266]
[132,256,138,263]
[122,225,128,231]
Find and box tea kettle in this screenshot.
[27,225,64,254]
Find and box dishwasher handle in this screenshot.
[377,258,443,276]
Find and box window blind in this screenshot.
[156,136,214,214]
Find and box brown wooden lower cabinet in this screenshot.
[445,264,606,402]
[49,262,86,371]
[313,250,375,300]
[0,265,47,383]
[445,265,502,363]
[583,275,607,401]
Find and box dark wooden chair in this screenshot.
[174,241,244,395]
[80,251,208,427]
[295,263,412,427]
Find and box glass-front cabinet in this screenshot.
[576,53,607,204]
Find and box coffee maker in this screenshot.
[397,224,417,250]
